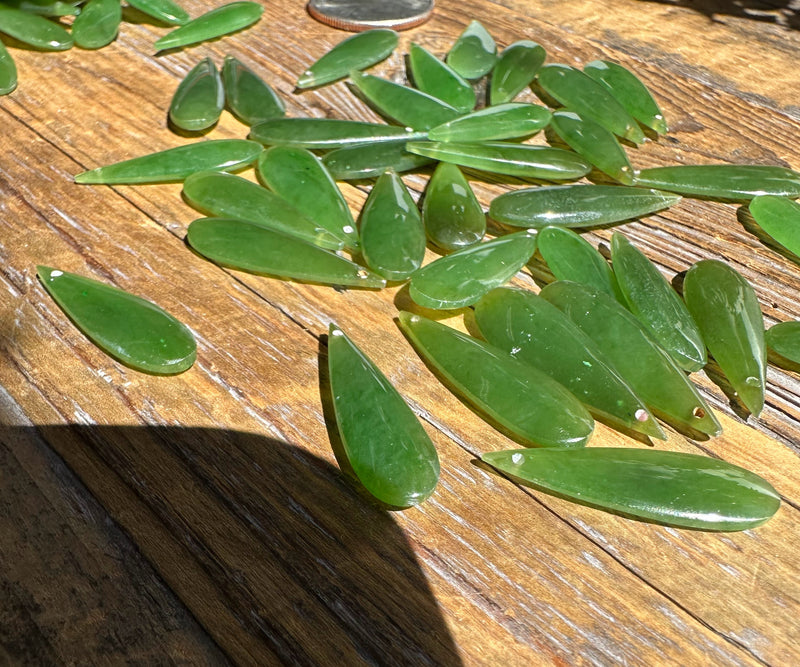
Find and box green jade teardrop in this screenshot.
[249,118,426,150]
[408,42,475,113]
[482,448,780,531]
[683,259,766,417]
[537,64,645,144]
[550,110,635,185]
[349,70,461,131]
[0,41,17,95]
[634,165,800,201]
[749,195,800,259]
[0,7,73,50]
[127,0,190,25]
[75,139,263,184]
[37,266,196,374]
[611,232,706,373]
[256,146,359,250]
[398,312,594,447]
[186,218,385,288]
[154,1,263,51]
[445,20,497,80]
[4,1,81,18]
[409,230,537,310]
[489,40,546,106]
[322,140,433,181]
[182,171,344,250]
[327,324,439,507]
[584,60,667,135]
[489,184,681,229]
[422,162,485,251]
[71,0,120,49]
[766,321,800,370]
[427,103,551,143]
[405,141,591,181]
[359,170,426,281]
[475,288,663,439]
[222,55,285,126]
[541,280,721,437]
[169,57,224,132]
[537,226,624,302]
[296,28,398,89]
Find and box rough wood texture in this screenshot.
[1,0,799,664]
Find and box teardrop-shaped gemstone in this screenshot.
[408,42,475,112]
[422,162,485,251]
[446,20,497,80]
[154,2,263,51]
[169,57,225,132]
[490,40,546,105]
[428,103,551,143]
[223,55,285,126]
[322,140,434,181]
[71,0,121,49]
[748,195,800,258]
[127,0,190,25]
[0,6,73,50]
[250,118,425,150]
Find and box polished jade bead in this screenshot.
[127,0,190,25]
[257,145,359,250]
[683,259,766,417]
[182,171,344,251]
[186,218,385,288]
[222,55,285,126]
[537,64,645,144]
[422,162,485,251]
[75,139,263,184]
[0,7,73,50]
[474,287,663,439]
[71,0,120,49]
[550,110,635,185]
[3,1,81,17]
[427,103,551,143]
[405,141,591,180]
[482,448,780,531]
[349,70,461,131]
[322,140,433,181]
[169,57,224,132]
[398,312,594,447]
[611,233,706,373]
[765,321,800,369]
[37,266,196,375]
[359,170,426,281]
[537,226,624,302]
[154,2,263,51]
[748,195,800,258]
[489,184,680,229]
[541,280,721,436]
[296,29,398,89]
[445,20,497,80]
[327,324,439,507]
[409,231,537,310]
[584,60,667,135]
[249,118,426,150]
[408,42,475,112]
[635,165,800,201]
[489,40,546,106]
[0,41,17,95]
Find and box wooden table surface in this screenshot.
[2,0,800,664]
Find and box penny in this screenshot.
[307,0,434,31]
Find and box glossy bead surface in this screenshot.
[422,162,485,251]
[127,0,190,25]
[0,41,17,95]
[446,20,497,80]
[71,0,120,49]
[169,57,225,132]
[154,2,263,51]
[490,40,546,106]
[0,6,73,50]
[223,55,285,126]
[748,195,800,258]
[249,118,424,150]
[408,42,475,112]
[766,321,800,369]
[322,140,433,181]
[427,103,551,143]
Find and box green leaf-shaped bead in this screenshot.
[127,0,190,25]
[322,140,434,181]
[408,42,475,112]
[0,6,73,50]
[422,162,485,251]
[427,103,551,143]
[748,195,800,258]
[766,321,800,370]
[445,20,497,80]
[490,40,546,106]
[169,57,225,132]
[154,2,263,51]
[71,0,120,49]
[223,55,285,126]
[249,119,424,150]
[0,41,17,95]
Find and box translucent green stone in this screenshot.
[127,0,190,25]
[445,20,497,80]
[3,1,81,17]
[256,146,359,250]
[249,118,425,150]
[489,184,681,229]
[422,162,485,251]
[0,6,73,50]
[169,57,225,132]
[359,170,426,281]
[611,232,706,372]
[474,287,663,439]
[222,55,285,126]
[153,2,263,51]
[482,448,780,531]
[75,139,263,184]
[766,321,800,370]
[327,324,439,507]
[427,103,551,143]
[37,266,196,375]
[182,171,344,250]
[0,41,17,95]
[490,40,546,106]
[405,141,591,180]
[748,195,800,258]
[186,218,385,288]
[71,0,120,49]
[408,42,475,112]
[296,28,398,89]
[683,259,766,417]
[409,231,537,310]
[398,312,594,447]
[322,140,433,181]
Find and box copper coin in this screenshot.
[307,0,434,31]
